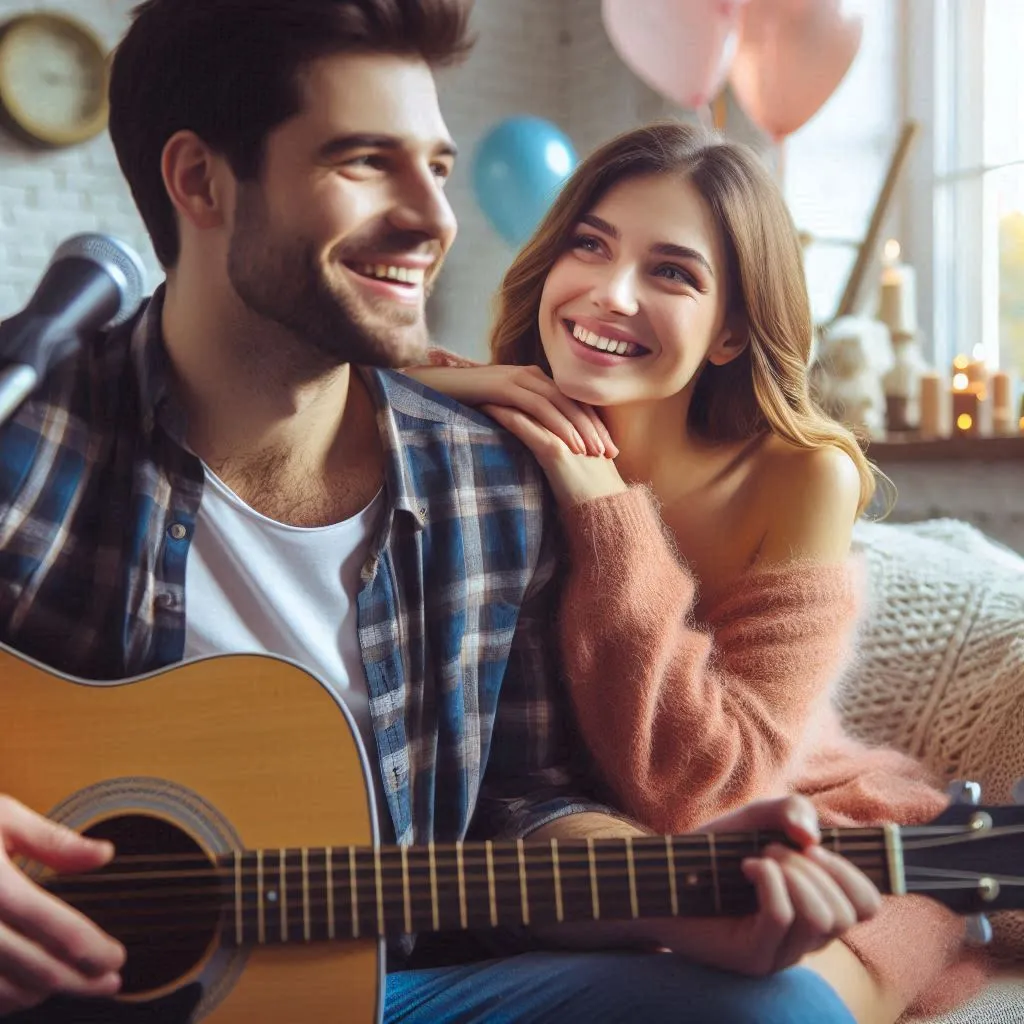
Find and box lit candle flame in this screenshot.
[883,239,901,263]
[957,413,973,431]
[953,373,969,390]
[953,355,969,370]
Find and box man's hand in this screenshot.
[0,796,125,1016]
[531,796,881,977]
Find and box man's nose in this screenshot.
[388,168,458,249]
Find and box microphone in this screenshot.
[0,234,147,424]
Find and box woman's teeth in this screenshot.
[353,263,425,285]
[570,321,643,357]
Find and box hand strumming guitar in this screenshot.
[0,796,125,1016]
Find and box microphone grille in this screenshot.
[51,234,148,326]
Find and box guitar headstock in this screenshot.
[901,782,1024,917]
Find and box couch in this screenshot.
[844,518,1024,1023]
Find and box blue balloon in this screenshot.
[471,116,578,247]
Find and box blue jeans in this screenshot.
[385,951,855,1023]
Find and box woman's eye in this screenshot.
[570,233,603,254]
[656,264,698,287]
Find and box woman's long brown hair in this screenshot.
[490,121,885,516]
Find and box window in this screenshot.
[918,0,1024,373]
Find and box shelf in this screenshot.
[866,435,1024,462]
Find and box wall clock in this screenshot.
[0,12,109,148]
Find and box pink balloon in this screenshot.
[729,0,863,139]
[602,0,750,111]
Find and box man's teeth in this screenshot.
[354,263,425,285]
[571,322,642,357]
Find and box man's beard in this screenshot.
[226,185,438,369]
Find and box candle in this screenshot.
[918,371,943,439]
[992,370,1011,411]
[952,387,980,436]
[877,240,917,334]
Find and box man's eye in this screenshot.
[345,155,387,170]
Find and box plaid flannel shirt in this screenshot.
[0,287,606,846]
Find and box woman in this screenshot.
[411,122,989,1023]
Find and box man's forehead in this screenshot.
[297,51,452,148]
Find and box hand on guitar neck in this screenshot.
[0,797,126,1016]
[530,795,882,977]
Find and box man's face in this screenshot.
[226,52,458,368]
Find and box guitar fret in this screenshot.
[279,849,288,942]
[586,838,600,920]
[256,849,266,944]
[400,845,413,935]
[517,839,530,926]
[884,823,906,896]
[485,841,498,927]
[625,837,639,919]
[301,848,311,942]
[428,841,440,931]
[349,847,360,938]
[707,833,721,915]
[455,842,468,929]
[551,839,564,923]
[666,836,679,915]
[326,848,336,940]
[234,850,243,945]
[374,847,385,937]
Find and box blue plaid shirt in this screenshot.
[0,288,605,847]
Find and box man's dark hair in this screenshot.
[108,0,473,268]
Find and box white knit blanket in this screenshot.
[844,517,1024,962]
[844,517,1024,798]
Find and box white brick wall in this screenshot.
[0,0,160,315]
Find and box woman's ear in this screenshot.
[707,315,749,367]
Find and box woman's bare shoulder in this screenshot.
[746,437,861,564]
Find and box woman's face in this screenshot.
[537,172,740,408]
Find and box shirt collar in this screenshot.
[130,284,187,441]
[130,289,455,533]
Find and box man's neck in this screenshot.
[160,278,384,526]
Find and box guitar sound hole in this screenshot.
[73,814,221,996]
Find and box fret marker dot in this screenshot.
[267,890,278,903]
[685,873,699,887]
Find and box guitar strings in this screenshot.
[27,820,1007,880]
[26,828,893,873]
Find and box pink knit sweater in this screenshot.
[560,487,990,1016]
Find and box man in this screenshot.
[0,1,878,1020]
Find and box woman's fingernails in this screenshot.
[572,430,587,454]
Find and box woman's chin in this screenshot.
[551,373,614,408]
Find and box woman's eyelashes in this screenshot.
[569,234,705,292]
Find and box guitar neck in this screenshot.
[210,827,899,946]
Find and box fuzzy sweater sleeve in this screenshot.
[558,486,859,835]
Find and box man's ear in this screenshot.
[706,314,749,367]
[161,129,232,233]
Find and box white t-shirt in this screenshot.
[183,466,388,830]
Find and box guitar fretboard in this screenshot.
[213,829,894,945]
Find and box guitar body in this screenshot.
[0,648,384,1023]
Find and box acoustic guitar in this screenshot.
[0,647,1019,1022]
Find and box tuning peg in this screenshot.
[947,780,981,805]
[965,914,993,946]
[1012,778,1024,805]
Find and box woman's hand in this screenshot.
[407,365,617,459]
[482,403,628,507]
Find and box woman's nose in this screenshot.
[592,266,639,316]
